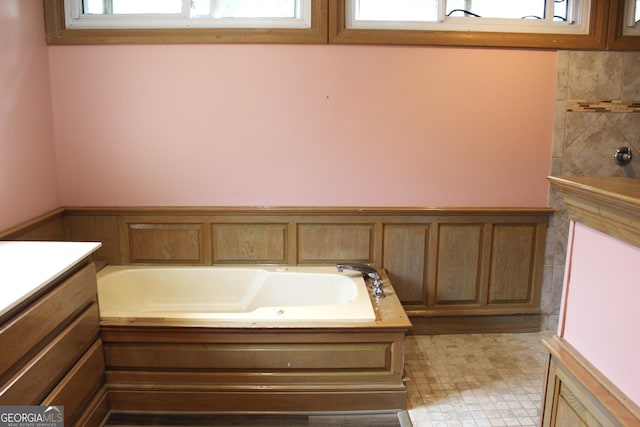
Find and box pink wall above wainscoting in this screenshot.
[561,222,640,405]
[48,44,556,207]
[0,1,59,231]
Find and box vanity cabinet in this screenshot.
[0,242,108,426]
[542,177,640,426]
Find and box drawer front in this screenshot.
[0,263,97,379]
[42,339,105,427]
[0,304,100,404]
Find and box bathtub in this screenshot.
[97,265,376,322]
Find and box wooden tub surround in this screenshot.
[101,268,411,416]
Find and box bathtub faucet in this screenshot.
[336,263,385,299]
[336,263,381,281]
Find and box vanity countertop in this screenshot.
[0,241,101,319]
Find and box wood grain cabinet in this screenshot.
[0,260,109,426]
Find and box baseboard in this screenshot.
[408,314,540,334]
[104,410,409,426]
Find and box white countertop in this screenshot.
[0,241,102,319]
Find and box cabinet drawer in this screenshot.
[0,263,97,379]
[42,339,105,426]
[0,304,100,404]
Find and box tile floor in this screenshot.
[404,332,552,427]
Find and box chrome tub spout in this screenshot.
[336,263,386,299]
[335,263,381,281]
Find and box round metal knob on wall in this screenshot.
[614,147,632,166]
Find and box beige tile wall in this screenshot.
[541,51,640,330]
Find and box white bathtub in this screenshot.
[97,266,376,322]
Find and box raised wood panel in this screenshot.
[0,304,100,405]
[0,264,96,381]
[64,215,120,265]
[556,384,596,426]
[297,223,374,264]
[435,224,483,305]
[488,224,536,304]
[125,222,207,264]
[382,224,428,305]
[42,340,106,427]
[212,223,288,264]
[108,389,407,413]
[105,342,390,371]
[541,337,640,427]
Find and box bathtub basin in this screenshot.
[97,265,376,322]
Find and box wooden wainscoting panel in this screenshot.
[541,337,640,426]
[297,223,374,264]
[64,214,120,265]
[0,208,65,241]
[212,223,288,264]
[122,220,208,264]
[104,342,391,371]
[49,207,551,331]
[434,224,484,305]
[382,224,429,305]
[488,224,537,305]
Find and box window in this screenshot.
[67,0,310,29]
[44,0,327,44]
[623,0,640,35]
[330,0,607,49]
[346,0,590,35]
[606,0,640,49]
[45,0,609,47]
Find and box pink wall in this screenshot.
[561,222,640,405]
[48,45,556,207]
[0,1,59,231]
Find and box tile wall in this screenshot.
[541,51,640,330]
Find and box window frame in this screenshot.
[607,0,640,49]
[329,0,608,49]
[44,0,617,49]
[44,0,328,44]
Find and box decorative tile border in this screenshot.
[567,100,640,113]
